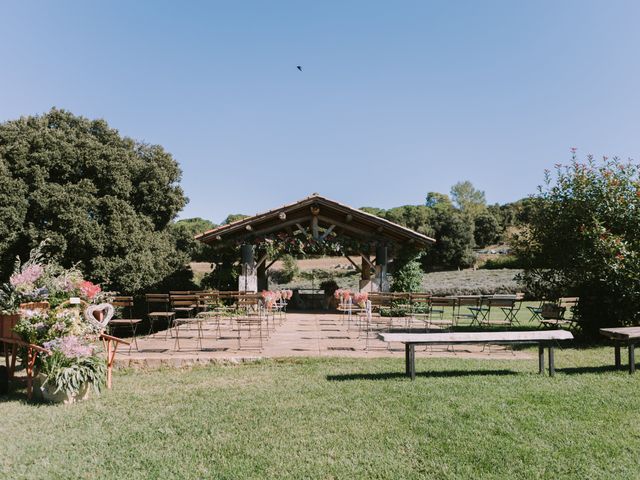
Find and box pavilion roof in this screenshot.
[195,194,436,248]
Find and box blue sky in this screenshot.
[2,1,639,222]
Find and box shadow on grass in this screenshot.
[327,369,517,381]
[557,365,626,375]
[0,383,32,404]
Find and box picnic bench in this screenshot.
[379,330,574,380]
[600,327,640,374]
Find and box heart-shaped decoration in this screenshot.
[84,303,115,330]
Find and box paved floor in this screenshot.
[114,312,531,368]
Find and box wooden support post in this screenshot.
[405,343,411,375]
[256,253,268,269]
[629,343,636,374]
[257,260,268,292]
[548,346,555,376]
[538,345,545,374]
[361,255,371,281]
[320,224,336,241]
[344,255,362,273]
[26,346,38,400]
[100,334,129,390]
[410,344,416,381]
[615,343,621,369]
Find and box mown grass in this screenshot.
[2,347,639,479]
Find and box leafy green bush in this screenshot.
[391,249,424,292]
[280,255,300,283]
[319,279,338,297]
[514,154,640,337]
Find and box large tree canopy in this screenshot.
[515,155,640,337]
[0,108,188,293]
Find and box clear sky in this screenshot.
[2,1,639,222]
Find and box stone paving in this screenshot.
[114,312,532,368]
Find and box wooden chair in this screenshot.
[108,296,142,352]
[426,297,457,331]
[196,291,220,312]
[170,294,197,317]
[455,295,482,325]
[145,294,176,337]
[235,304,265,351]
[170,294,201,350]
[471,295,518,328]
[540,297,579,329]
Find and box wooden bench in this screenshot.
[379,330,574,380]
[600,327,640,374]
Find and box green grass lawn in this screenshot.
[2,347,640,479]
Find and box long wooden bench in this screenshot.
[600,327,640,374]
[379,330,574,380]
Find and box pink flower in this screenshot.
[79,280,101,300]
[353,292,369,307]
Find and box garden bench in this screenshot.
[379,330,574,380]
[599,327,640,374]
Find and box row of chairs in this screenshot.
[109,291,288,351]
[528,297,579,329]
[366,293,526,327]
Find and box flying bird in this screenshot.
[296,65,302,71]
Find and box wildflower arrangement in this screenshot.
[1,242,108,399]
[0,241,106,314]
[39,336,106,397]
[13,309,97,346]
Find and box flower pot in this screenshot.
[35,373,95,404]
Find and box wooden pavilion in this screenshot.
[195,194,435,292]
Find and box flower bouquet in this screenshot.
[334,289,352,304]
[38,335,106,404]
[353,292,369,308]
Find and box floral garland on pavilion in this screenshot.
[248,231,379,259]
[0,242,110,401]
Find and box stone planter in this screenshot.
[35,373,95,404]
